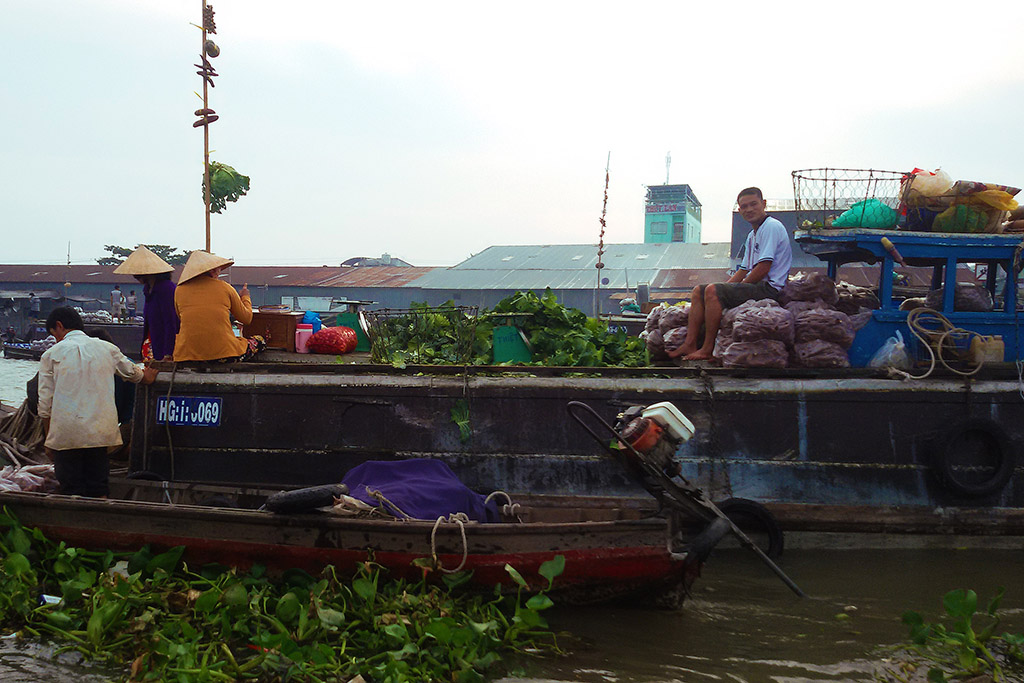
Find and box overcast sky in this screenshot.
[4,1,1024,267]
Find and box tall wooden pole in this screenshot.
[202,0,211,252]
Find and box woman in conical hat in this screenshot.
[114,246,179,361]
[172,250,265,362]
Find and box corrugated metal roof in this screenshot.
[413,243,733,290]
[0,264,435,288]
[313,267,436,288]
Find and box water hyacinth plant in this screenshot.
[0,509,565,682]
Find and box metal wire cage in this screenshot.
[363,305,479,365]
[792,168,910,229]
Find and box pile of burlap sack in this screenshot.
[643,272,877,368]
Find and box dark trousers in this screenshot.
[52,447,109,497]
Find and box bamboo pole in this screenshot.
[202,0,212,252]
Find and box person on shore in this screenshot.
[114,246,179,361]
[37,307,158,497]
[173,250,265,362]
[29,292,41,319]
[110,285,124,317]
[126,290,137,318]
[669,187,793,361]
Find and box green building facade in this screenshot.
[644,184,702,243]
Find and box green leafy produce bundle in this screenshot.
[370,289,646,368]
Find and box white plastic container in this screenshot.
[641,402,695,443]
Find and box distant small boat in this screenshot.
[1,343,42,361]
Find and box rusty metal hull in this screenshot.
[130,364,1024,536]
[0,490,693,606]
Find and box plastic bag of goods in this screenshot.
[719,302,748,337]
[658,304,689,335]
[904,168,954,203]
[646,329,669,360]
[721,340,789,368]
[644,306,663,333]
[831,199,899,229]
[731,300,795,345]
[932,204,989,233]
[307,326,358,354]
[780,272,839,305]
[924,283,993,312]
[793,340,850,368]
[713,332,733,360]
[868,330,912,370]
[785,298,832,315]
[662,327,688,355]
[794,309,856,348]
[836,282,880,314]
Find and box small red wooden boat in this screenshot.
[0,481,723,608]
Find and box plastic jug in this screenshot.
[295,323,313,354]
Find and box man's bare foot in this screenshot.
[668,343,696,359]
[684,349,714,361]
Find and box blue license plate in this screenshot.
[156,396,222,427]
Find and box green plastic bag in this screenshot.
[932,204,987,233]
[832,199,899,229]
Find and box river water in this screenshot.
[2,357,1023,682]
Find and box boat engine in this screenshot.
[614,401,695,478]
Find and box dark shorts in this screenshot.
[52,447,109,497]
[714,281,780,310]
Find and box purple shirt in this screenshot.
[143,279,179,360]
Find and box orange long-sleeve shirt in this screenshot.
[172,276,253,361]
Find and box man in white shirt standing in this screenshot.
[37,307,158,497]
[670,186,793,361]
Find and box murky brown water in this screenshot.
[3,360,1022,681]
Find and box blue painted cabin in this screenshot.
[797,229,1024,367]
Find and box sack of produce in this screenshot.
[658,304,689,335]
[835,282,880,314]
[831,198,899,229]
[794,309,856,349]
[848,310,874,330]
[307,326,358,354]
[646,328,669,360]
[713,332,733,361]
[924,283,993,312]
[644,306,663,333]
[780,272,839,305]
[793,340,851,368]
[662,327,688,355]
[932,204,989,233]
[721,340,789,368]
[784,298,832,315]
[731,300,795,345]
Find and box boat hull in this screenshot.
[0,490,696,606]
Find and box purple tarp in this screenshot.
[341,459,500,522]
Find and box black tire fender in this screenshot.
[264,484,349,514]
[715,497,784,560]
[931,418,1016,498]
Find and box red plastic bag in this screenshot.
[307,326,358,354]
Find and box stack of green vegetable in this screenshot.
[0,510,563,682]
[370,290,646,368]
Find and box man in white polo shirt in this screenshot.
[670,186,793,361]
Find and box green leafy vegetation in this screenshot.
[370,290,647,368]
[204,161,250,214]
[879,588,1024,682]
[0,509,565,682]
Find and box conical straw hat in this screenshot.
[178,250,234,284]
[112,245,174,275]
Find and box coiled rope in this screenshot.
[897,308,986,380]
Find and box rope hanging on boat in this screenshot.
[430,513,469,573]
[897,308,985,380]
[484,490,522,520]
[364,487,414,519]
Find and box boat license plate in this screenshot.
[156,396,222,427]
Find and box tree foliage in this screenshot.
[97,245,191,266]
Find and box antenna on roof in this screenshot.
[665,151,671,185]
[594,152,610,317]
